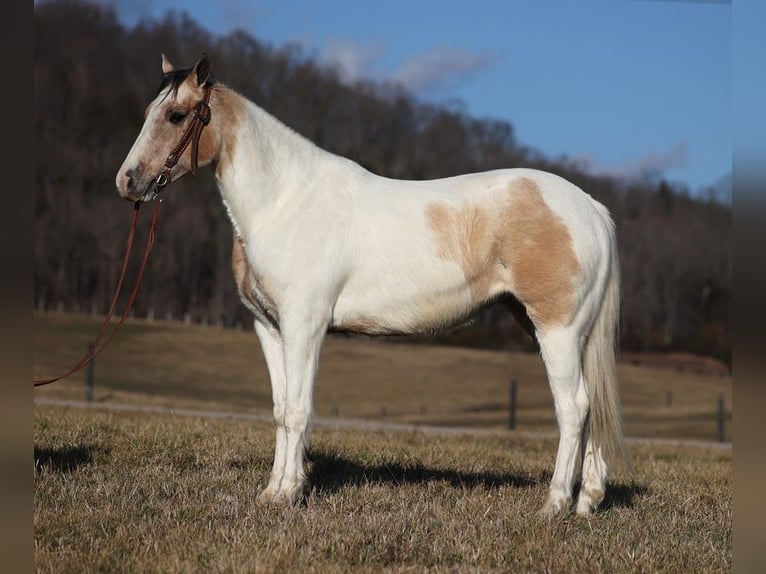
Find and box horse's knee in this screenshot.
[284,406,310,432]
[273,401,286,426]
[554,389,589,434]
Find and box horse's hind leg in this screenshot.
[537,326,590,516]
[576,431,607,515]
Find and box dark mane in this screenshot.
[157,66,217,101]
[157,67,192,99]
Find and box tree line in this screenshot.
[33,0,731,366]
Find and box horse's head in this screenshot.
[116,54,220,201]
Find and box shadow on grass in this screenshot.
[34,444,109,473]
[306,450,648,511]
[306,449,543,494]
[601,481,649,511]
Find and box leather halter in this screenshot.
[152,82,213,196]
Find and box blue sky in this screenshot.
[99,0,731,193]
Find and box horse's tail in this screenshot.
[583,208,628,469]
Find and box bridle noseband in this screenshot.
[151,82,213,198]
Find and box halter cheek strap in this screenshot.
[154,83,213,192]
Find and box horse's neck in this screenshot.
[214,90,341,237]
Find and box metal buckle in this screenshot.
[155,172,169,188]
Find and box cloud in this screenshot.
[319,38,387,83]
[614,140,688,179]
[317,39,492,96]
[570,140,689,182]
[390,46,493,94]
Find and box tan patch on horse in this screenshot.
[209,86,246,175]
[426,177,581,328]
[501,178,581,327]
[426,201,498,302]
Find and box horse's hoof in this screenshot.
[538,494,572,517]
[258,487,302,507]
[575,487,604,516]
[256,489,279,506]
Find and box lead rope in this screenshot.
[34,200,160,387]
[34,81,212,387]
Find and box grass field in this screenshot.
[34,405,731,573]
[33,312,732,442]
[34,313,732,572]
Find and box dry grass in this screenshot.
[34,406,731,573]
[34,313,732,441]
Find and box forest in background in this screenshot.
[33,0,731,366]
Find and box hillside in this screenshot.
[34,313,732,442]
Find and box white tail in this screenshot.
[583,214,627,469]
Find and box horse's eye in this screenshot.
[168,111,187,124]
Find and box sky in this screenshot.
[95,0,731,194]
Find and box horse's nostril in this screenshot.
[117,169,136,197]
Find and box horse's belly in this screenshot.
[330,269,482,336]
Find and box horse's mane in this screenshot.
[157,68,191,99]
[157,67,217,101]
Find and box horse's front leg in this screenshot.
[268,310,328,505]
[253,320,288,504]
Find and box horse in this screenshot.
[116,54,625,516]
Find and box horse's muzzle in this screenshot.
[116,167,159,202]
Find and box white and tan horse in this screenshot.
[117,54,625,516]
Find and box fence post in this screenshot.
[717,394,725,443]
[509,378,518,430]
[85,341,95,402]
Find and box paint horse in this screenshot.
[117,54,625,516]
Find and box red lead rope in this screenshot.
[34,200,160,387]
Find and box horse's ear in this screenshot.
[161,53,175,74]
[193,53,211,87]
